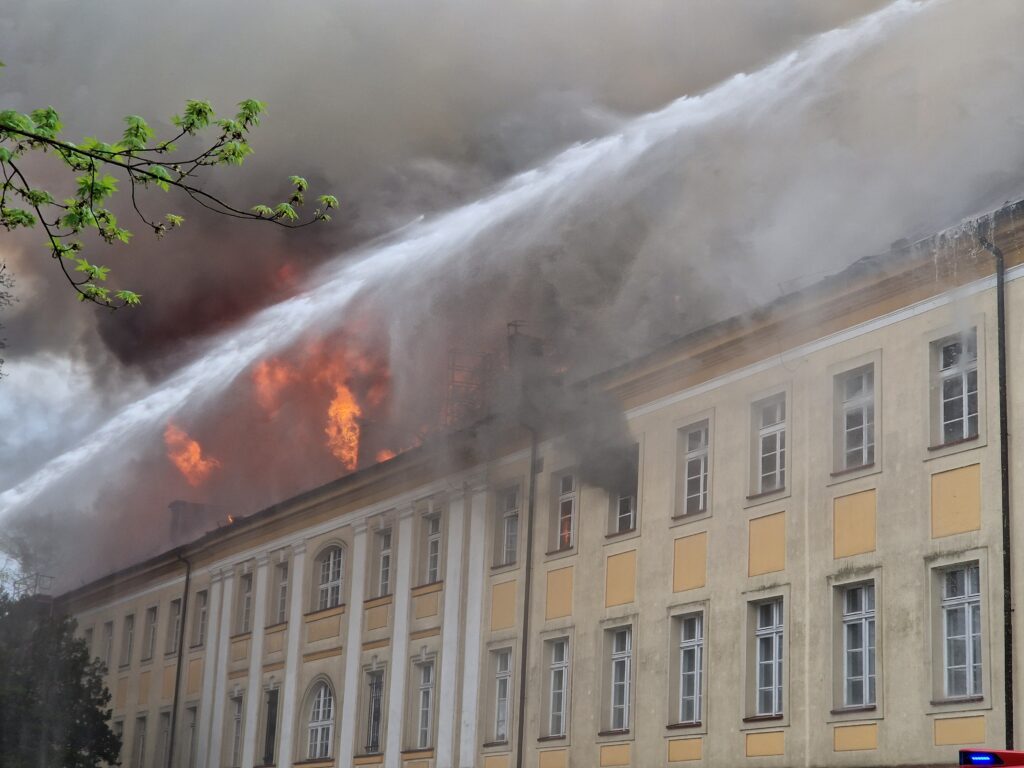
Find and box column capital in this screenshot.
[397,504,416,522]
[255,552,271,568]
[291,541,308,557]
[209,568,225,584]
[464,473,489,495]
[352,518,369,536]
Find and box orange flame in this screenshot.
[375,449,397,463]
[325,384,362,471]
[252,358,298,413]
[164,423,222,487]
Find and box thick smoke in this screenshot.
[4,0,1024,586]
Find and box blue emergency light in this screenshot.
[959,749,1024,766]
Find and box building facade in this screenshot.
[60,211,1024,768]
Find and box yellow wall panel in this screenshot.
[230,637,249,661]
[545,567,574,620]
[834,723,878,751]
[266,627,286,653]
[599,743,631,767]
[668,736,703,762]
[483,755,510,768]
[538,750,567,768]
[833,489,876,558]
[491,581,517,631]
[308,613,342,641]
[137,670,150,704]
[161,664,175,700]
[748,512,786,577]
[932,464,982,538]
[186,657,203,695]
[414,592,440,619]
[746,730,785,757]
[673,532,708,592]
[934,715,986,746]
[365,605,389,632]
[115,677,127,709]
[605,550,637,607]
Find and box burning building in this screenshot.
[53,203,1024,768]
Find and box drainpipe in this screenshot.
[978,229,1013,749]
[167,552,193,768]
[515,427,539,768]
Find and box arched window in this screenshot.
[307,682,334,759]
[316,546,344,611]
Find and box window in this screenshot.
[182,706,198,768]
[185,706,198,768]
[677,613,704,724]
[935,330,979,445]
[317,547,343,611]
[609,627,632,731]
[754,395,786,494]
[494,649,512,742]
[262,688,280,766]
[134,715,148,768]
[836,366,875,470]
[942,564,982,698]
[274,562,289,624]
[192,590,208,647]
[547,639,569,737]
[113,720,124,763]
[415,661,435,749]
[157,712,171,768]
[307,682,334,759]
[755,599,784,716]
[229,694,244,767]
[365,669,385,753]
[167,599,182,655]
[493,486,520,567]
[841,583,876,707]
[142,606,158,661]
[610,444,639,535]
[238,573,254,634]
[83,627,94,659]
[102,621,114,668]
[120,614,135,667]
[679,421,710,517]
[423,513,443,584]
[555,474,577,551]
[376,529,393,597]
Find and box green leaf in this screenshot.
[0,207,36,228]
[317,194,339,209]
[0,110,35,133]
[115,290,142,306]
[121,115,154,151]
[217,141,253,166]
[273,202,297,222]
[289,176,309,192]
[75,173,119,203]
[165,213,185,227]
[147,165,172,192]
[235,99,266,127]
[171,100,214,134]
[252,204,274,217]
[25,188,54,206]
[0,147,10,163]
[29,107,62,139]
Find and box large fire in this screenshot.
[252,358,299,413]
[164,422,222,487]
[325,382,362,470]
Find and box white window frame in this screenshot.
[134,715,148,768]
[494,649,512,742]
[142,606,158,661]
[942,563,982,698]
[838,366,875,470]
[365,669,385,753]
[185,706,198,768]
[681,421,710,516]
[841,583,876,707]
[167,598,182,655]
[275,561,289,624]
[609,627,632,731]
[498,486,519,566]
[318,547,343,611]
[416,660,435,749]
[615,492,636,534]
[157,711,171,768]
[262,687,280,766]
[936,330,979,445]
[103,621,114,668]
[238,573,254,634]
[556,474,577,551]
[230,695,244,767]
[425,513,442,584]
[120,614,135,667]
[377,529,393,597]
[548,639,569,737]
[307,682,334,759]
[193,590,209,647]
[755,599,784,716]
[678,613,704,724]
[754,395,786,494]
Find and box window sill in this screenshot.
[538,735,566,743]
[830,462,875,478]
[670,511,710,526]
[363,594,392,609]
[666,721,702,730]
[399,748,434,758]
[930,695,984,706]
[188,642,205,651]
[597,729,630,737]
[742,714,784,723]
[482,740,508,748]
[491,561,518,573]
[265,621,288,631]
[411,581,444,597]
[545,546,577,560]
[293,760,333,767]
[605,528,637,540]
[229,631,252,641]
[746,488,786,502]
[829,705,876,715]
[353,753,383,759]
[928,435,980,452]
[304,604,346,620]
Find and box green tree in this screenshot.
[0,589,120,767]
[0,63,338,308]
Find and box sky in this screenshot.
[2,0,1024,587]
